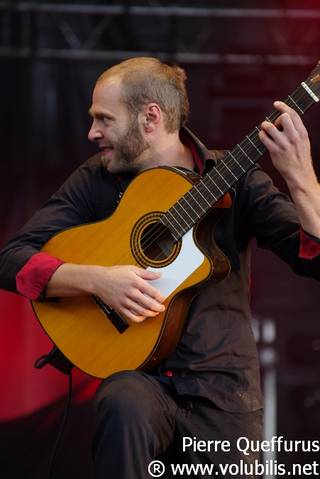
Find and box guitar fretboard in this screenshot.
[161,73,319,241]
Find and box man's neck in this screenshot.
[138,131,195,172]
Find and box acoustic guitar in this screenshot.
[32,61,320,378]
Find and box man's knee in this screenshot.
[95,371,161,425]
[92,371,176,468]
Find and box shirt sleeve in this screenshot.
[299,228,320,259]
[0,155,120,300]
[15,252,65,300]
[236,164,320,281]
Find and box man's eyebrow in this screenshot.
[88,108,115,121]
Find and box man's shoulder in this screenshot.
[83,152,106,171]
[75,152,115,184]
[58,153,119,199]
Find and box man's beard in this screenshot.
[107,115,149,174]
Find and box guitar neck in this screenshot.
[162,69,320,241]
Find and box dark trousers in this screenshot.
[93,371,263,479]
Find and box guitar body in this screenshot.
[32,166,231,378]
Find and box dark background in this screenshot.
[0,1,320,478]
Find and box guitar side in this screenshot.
[32,167,231,378]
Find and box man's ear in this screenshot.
[142,103,161,132]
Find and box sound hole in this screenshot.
[131,213,182,268]
[141,222,175,262]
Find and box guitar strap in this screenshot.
[34,345,73,375]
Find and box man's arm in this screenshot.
[46,263,165,323]
[0,158,99,296]
[0,156,165,323]
[259,101,320,238]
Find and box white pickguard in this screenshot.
[147,228,205,299]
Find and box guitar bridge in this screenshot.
[92,295,129,333]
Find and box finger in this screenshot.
[263,110,302,149]
[274,100,298,120]
[123,308,158,323]
[135,268,161,281]
[129,267,165,301]
[122,308,146,323]
[274,100,307,135]
[124,298,160,317]
[134,267,162,280]
[260,121,287,150]
[258,129,281,154]
[278,113,300,144]
[136,278,165,303]
[133,290,166,312]
[133,269,165,302]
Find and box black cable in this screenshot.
[48,371,73,479]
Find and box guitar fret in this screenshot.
[201,180,218,201]
[207,174,224,194]
[165,211,182,238]
[188,190,206,213]
[237,144,254,165]
[229,151,245,172]
[288,94,304,114]
[194,184,212,207]
[246,135,263,155]
[182,197,201,218]
[176,200,194,221]
[215,168,231,188]
[172,204,190,228]
[223,159,238,179]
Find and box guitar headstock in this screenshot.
[305,61,320,100]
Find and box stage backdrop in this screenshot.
[1,13,320,478]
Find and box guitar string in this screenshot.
[136,85,315,254]
[137,89,314,254]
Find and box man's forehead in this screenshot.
[89,77,125,116]
[96,74,123,93]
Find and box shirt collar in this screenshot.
[179,126,218,175]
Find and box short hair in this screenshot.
[97,57,190,132]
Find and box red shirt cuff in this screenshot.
[16,252,65,300]
[299,228,320,260]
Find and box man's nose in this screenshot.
[88,122,102,142]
